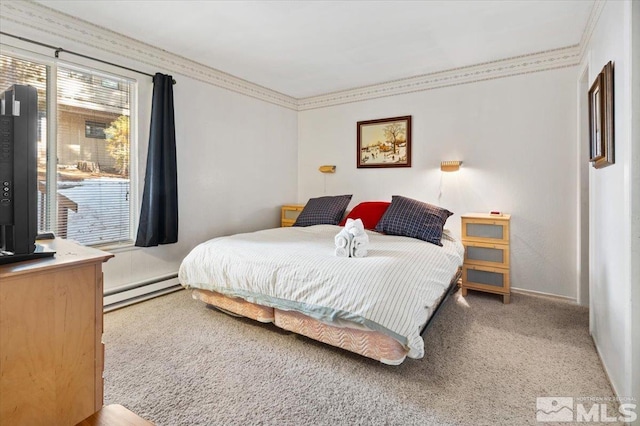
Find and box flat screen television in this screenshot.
[0,84,54,264]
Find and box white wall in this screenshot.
[104,73,299,290]
[584,0,635,401]
[299,68,578,298]
[0,21,299,293]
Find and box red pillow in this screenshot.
[339,201,391,230]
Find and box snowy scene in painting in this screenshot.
[359,118,409,166]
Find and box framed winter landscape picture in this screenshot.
[357,115,411,168]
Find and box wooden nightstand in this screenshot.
[281,204,305,227]
[460,213,511,303]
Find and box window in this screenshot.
[85,121,107,139]
[1,53,136,247]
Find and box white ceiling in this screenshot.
[35,0,594,99]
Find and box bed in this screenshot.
[179,197,464,364]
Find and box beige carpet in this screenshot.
[103,289,619,425]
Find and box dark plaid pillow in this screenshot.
[374,195,453,246]
[293,195,352,227]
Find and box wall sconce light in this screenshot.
[319,165,336,173]
[440,161,462,172]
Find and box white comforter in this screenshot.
[179,225,464,359]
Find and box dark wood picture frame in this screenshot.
[588,61,614,169]
[357,115,411,168]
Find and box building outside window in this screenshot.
[0,53,136,247]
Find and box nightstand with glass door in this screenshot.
[460,213,511,303]
[281,204,305,227]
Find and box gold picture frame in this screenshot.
[588,61,614,169]
[357,116,411,168]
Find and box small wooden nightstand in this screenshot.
[460,213,511,303]
[281,204,305,227]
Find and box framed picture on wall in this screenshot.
[357,115,411,168]
[588,73,604,162]
[588,61,614,169]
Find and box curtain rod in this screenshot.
[0,31,176,85]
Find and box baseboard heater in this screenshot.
[103,272,182,312]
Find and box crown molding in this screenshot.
[1,1,595,112]
[0,0,299,110]
[577,0,606,62]
[297,45,581,110]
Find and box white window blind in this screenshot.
[1,53,135,247]
[56,65,132,246]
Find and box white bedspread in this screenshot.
[179,225,464,359]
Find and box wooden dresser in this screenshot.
[0,239,113,425]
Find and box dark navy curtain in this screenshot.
[135,73,178,247]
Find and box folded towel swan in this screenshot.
[340,218,369,258]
